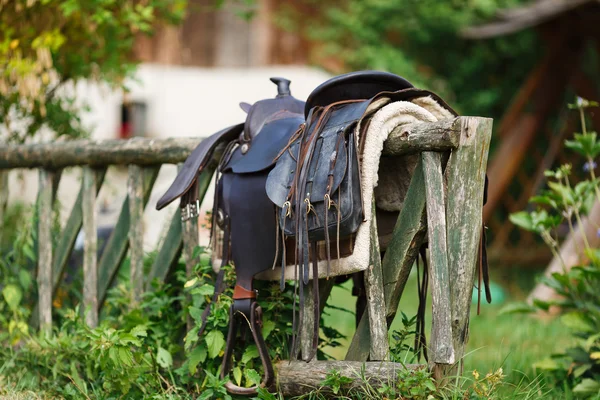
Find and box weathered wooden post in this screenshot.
[82,166,98,327]
[38,169,54,332]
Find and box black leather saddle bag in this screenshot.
[266,100,369,278]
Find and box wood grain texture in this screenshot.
[128,165,145,306]
[0,123,459,170]
[38,169,54,332]
[445,117,492,376]
[300,279,316,361]
[422,152,454,366]
[346,160,427,362]
[0,137,204,169]
[383,118,460,156]
[275,361,422,397]
[365,197,389,361]
[82,167,98,327]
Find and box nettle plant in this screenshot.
[509,98,600,397]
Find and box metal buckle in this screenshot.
[180,200,201,222]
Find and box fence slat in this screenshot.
[364,197,389,361]
[38,169,54,332]
[147,209,183,286]
[82,167,98,327]
[97,166,160,308]
[346,159,427,361]
[422,151,454,367]
[445,117,492,376]
[128,165,144,305]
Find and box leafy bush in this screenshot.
[509,99,600,397]
[0,0,186,143]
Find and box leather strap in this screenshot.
[233,284,257,300]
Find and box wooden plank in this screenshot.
[38,169,54,332]
[128,165,144,305]
[422,151,454,367]
[300,280,316,361]
[82,167,98,327]
[445,117,492,376]
[52,168,106,295]
[97,166,160,309]
[147,209,183,286]
[382,118,460,156]
[276,361,422,397]
[381,159,428,319]
[0,125,460,170]
[346,160,427,361]
[364,197,389,361]
[0,137,205,169]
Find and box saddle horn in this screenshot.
[270,77,291,97]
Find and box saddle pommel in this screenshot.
[270,77,291,97]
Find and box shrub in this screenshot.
[509,98,600,397]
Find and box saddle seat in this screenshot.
[304,70,414,117]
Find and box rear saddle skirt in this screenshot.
[156,71,471,395]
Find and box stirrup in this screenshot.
[220,297,274,395]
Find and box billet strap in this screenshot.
[221,300,274,395]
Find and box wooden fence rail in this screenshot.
[0,116,491,391]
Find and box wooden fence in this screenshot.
[0,115,492,394]
[0,137,209,330]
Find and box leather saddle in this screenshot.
[156,71,486,395]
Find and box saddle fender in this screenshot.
[155,123,244,211]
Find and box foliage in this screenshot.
[0,238,348,398]
[0,0,186,143]
[508,99,600,397]
[284,0,540,126]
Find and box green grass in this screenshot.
[322,272,574,397]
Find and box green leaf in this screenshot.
[189,306,204,323]
[509,212,535,232]
[18,270,32,290]
[561,312,595,333]
[573,379,600,395]
[573,363,592,378]
[188,345,207,375]
[2,284,22,311]
[205,330,225,359]
[241,345,259,364]
[199,252,211,267]
[233,366,243,386]
[261,320,276,339]
[157,347,173,369]
[190,284,214,296]
[130,325,147,338]
[198,389,214,400]
[245,368,261,386]
[118,347,134,367]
